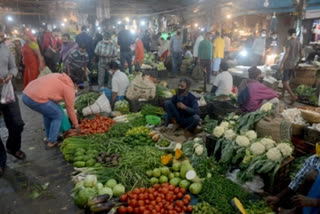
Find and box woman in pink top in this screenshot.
[239,66,278,112]
[22,73,80,148]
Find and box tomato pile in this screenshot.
[118,183,193,214]
[80,114,115,135]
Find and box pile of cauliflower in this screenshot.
[213,119,294,163]
[281,108,307,126]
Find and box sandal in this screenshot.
[7,150,26,160]
[45,142,61,150]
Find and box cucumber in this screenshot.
[73,156,83,162]
[86,159,96,167]
[75,148,85,153]
[73,161,86,167]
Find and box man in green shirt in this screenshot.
[198,33,213,84]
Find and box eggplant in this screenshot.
[87,194,110,207]
[90,201,115,213]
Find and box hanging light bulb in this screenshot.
[264,0,269,8]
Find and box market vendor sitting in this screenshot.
[210,61,233,97]
[267,154,320,214]
[238,66,278,112]
[103,61,129,108]
[164,78,200,136]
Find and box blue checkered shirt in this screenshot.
[289,155,320,191]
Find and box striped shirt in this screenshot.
[94,40,117,65]
[66,49,89,72]
[289,155,320,191]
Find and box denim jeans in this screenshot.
[171,52,182,75]
[164,100,200,131]
[22,94,62,143]
[120,51,132,74]
[0,95,24,168]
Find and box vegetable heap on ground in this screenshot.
[80,114,115,135]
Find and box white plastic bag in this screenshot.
[82,93,112,116]
[1,80,15,104]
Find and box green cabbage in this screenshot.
[74,187,97,208]
[113,184,125,197]
[84,175,97,188]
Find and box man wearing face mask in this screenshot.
[266,32,279,54]
[60,33,78,65]
[107,61,129,108]
[251,30,267,66]
[0,24,25,176]
[170,29,183,77]
[95,32,118,89]
[65,43,89,88]
[164,78,200,137]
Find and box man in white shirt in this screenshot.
[108,61,129,107]
[211,61,233,96]
[193,33,204,61]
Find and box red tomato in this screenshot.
[145,199,150,205]
[180,188,186,194]
[186,205,193,212]
[148,194,155,201]
[151,210,157,214]
[150,201,156,206]
[156,197,162,202]
[168,184,175,190]
[176,200,184,208]
[161,187,169,194]
[143,211,150,214]
[175,207,181,213]
[129,199,137,207]
[160,208,165,214]
[167,204,174,210]
[138,193,145,200]
[133,207,140,214]
[177,192,183,199]
[153,184,160,189]
[131,194,138,200]
[120,194,128,202]
[138,200,145,207]
[155,205,161,211]
[144,192,149,199]
[148,188,155,193]
[139,187,146,193]
[183,198,190,205]
[118,206,127,214]
[127,206,134,213]
[184,194,191,201]
[133,189,140,194]
[139,206,146,212]
[174,187,180,194]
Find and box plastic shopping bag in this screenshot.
[58,105,71,133]
[1,80,15,104]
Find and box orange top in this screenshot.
[135,39,144,63]
[23,73,79,127]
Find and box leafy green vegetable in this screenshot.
[203,116,219,133]
[75,92,100,117]
[141,104,165,116]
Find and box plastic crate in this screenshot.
[143,69,158,78]
[158,70,168,79]
[304,127,320,144]
[128,99,159,112]
[205,135,220,159]
[263,157,295,194]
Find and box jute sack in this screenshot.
[126,74,156,100]
[191,64,203,81]
[255,116,291,143]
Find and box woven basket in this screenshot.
[300,110,320,123]
[291,78,316,87]
[264,157,295,194]
[291,123,305,136]
[296,106,320,113]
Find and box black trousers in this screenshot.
[0,96,25,167]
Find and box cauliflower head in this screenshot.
[213,126,225,138]
[195,145,204,156]
[224,129,236,141]
[220,121,229,130]
[235,136,250,147]
[260,102,273,112]
[246,130,257,140]
[266,147,282,161]
[277,143,293,157]
[250,142,266,155]
[260,138,276,150]
[233,115,239,120]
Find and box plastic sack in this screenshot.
[82,93,112,116]
[1,80,15,104]
[126,74,156,100]
[58,105,71,133]
[38,66,52,78]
